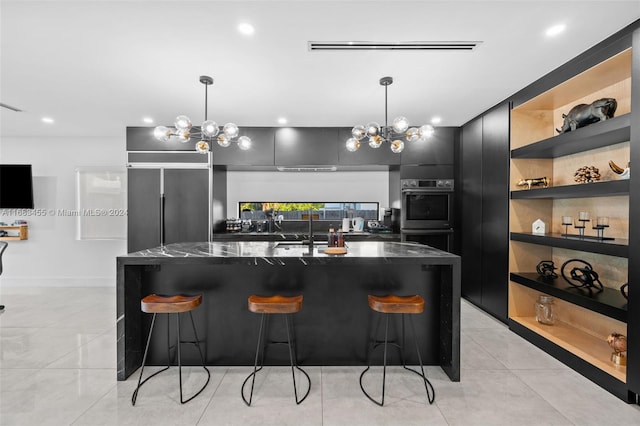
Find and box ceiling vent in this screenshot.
[308,41,481,51]
[277,166,338,172]
[0,103,23,112]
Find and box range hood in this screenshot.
[276,166,337,172]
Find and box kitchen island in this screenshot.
[116,241,460,382]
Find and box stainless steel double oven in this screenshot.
[400,178,454,252]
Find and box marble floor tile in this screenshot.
[321,366,448,426]
[460,300,506,331]
[199,366,322,426]
[0,327,101,369]
[465,327,566,370]
[460,331,507,371]
[72,366,224,426]
[513,368,640,426]
[434,368,573,425]
[47,329,117,369]
[0,368,114,426]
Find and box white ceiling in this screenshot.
[1,0,639,140]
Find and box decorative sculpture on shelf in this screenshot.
[561,259,603,292]
[607,332,627,365]
[620,282,628,300]
[556,98,617,134]
[574,166,600,183]
[516,177,549,190]
[536,260,558,280]
[609,160,630,179]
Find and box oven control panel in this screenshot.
[401,179,454,191]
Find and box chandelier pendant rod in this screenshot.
[384,83,388,142]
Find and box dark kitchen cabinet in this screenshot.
[401,127,456,165]
[460,103,510,321]
[127,168,210,253]
[460,117,483,306]
[337,128,401,165]
[212,127,274,166]
[274,128,339,165]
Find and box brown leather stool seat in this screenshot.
[360,294,435,406]
[132,294,210,406]
[242,294,310,406]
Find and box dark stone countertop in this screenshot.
[118,241,459,266]
[211,232,400,242]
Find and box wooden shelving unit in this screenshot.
[0,225,28,241]
[509,46,634,401]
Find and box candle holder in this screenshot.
[561,216,573,237]
[574,217,589,238]
[593,216,610,240]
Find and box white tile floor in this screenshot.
[1,286,639,425]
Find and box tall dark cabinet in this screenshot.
[460,103,510,321]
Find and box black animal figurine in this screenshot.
[556,98,617,134]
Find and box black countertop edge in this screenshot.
[118,241,459,265]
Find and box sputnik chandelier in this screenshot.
[153,75,251,154]
[346,76,434,154]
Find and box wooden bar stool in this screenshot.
[131,294,210,406]
[241,294,311,406]
[360,294,435,406]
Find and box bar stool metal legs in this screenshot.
[241,294,310,406]
[360,303,435,406]
[131,296,210,406]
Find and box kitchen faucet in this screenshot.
[308,208,314,250]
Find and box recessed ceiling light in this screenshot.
[42,117,54,123]
[238,23,255,36]
[143,117,154,124]
[277,117,288,125]
[431,116,442,124]
[545,24,566,37]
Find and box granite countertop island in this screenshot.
[117,241,460,382]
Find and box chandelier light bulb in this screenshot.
[223,122,239,139]
[392,116,410,133]
[237,135,252,151]
[365,122,380,137]
[406,127,420,142]
[390,140,405,153]
[351,125,366,141]
[346,137,360,152]
[369,135,383,148]
[153,126,171,142]
[418,124,435,139]
[217,134,231,147]
[174,115,192,131]
[177,129,191,143]
[202,120,219,137]
[196,140,210,154]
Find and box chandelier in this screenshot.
[153,75,251,154]
[346,76,434,154]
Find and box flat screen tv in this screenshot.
[0,164,35,209]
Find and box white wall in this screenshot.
[226,170,389,218]
[0,136,127,286]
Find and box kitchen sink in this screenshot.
[275,241,328,248]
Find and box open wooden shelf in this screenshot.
[0,225,28,241]
[511,114,630,159]
[511,179,629,199]
[510,232,628,258]
[510,272,627,321]
[510,316,626,383]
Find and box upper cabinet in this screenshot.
[212,127,275,166]
[274,128,339,165]
[400,127,457,165]
[127,127,194,151]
